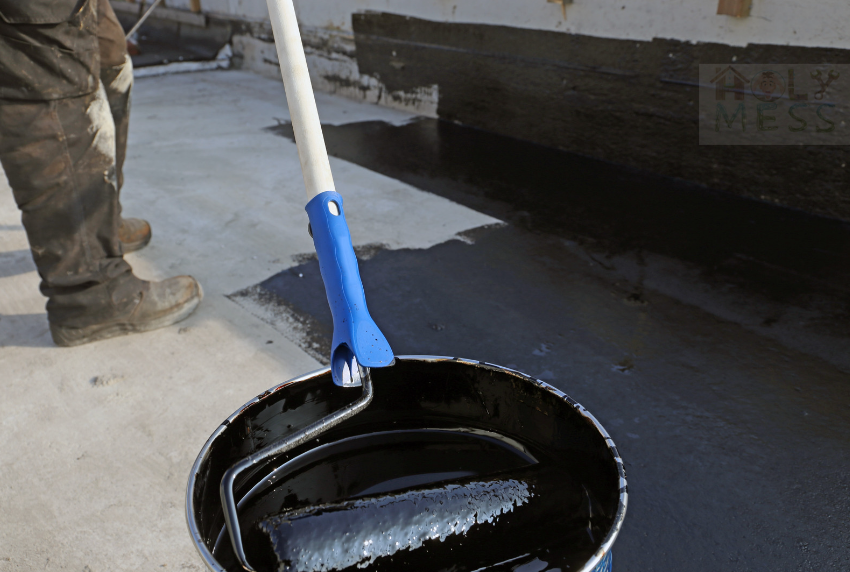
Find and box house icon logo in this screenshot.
[750,70,786,102]
[711,66,749,101]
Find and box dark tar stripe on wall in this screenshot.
[350,12,850,222]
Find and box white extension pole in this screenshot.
[265,0,336,199]
[124,0,164,40]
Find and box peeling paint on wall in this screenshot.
[232,28,438,117]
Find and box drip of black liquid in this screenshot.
[216,428,611,572]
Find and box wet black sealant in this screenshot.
[230,225,850,571]
[266,118,850,308]
[196,361,621,572]
[231,116,850,571]
[247,431,605,572]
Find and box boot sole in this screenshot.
[121,233,152,254]
[51,283,203,348]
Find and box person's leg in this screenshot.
[98,0,132,193]
[97,0,152,252]
[0,86,142,328]
[0,86,201,345]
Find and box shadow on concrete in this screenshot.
[0,250,35,279]
[0,312,53,348]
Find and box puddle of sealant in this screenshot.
[215,428,611,572]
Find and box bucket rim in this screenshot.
[185,355,628,572]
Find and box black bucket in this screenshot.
[186,356,627,572]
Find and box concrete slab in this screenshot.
[0,70,496,571]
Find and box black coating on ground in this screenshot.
[266,118,850,307]
[238,224,849,571]
[249,71,850,570]
[228,282,332,366]
[350,12,850,221]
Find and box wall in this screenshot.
[163,0,850,120]
[299,0,850,50]
[149,0,850,221]
[168,0,850,50]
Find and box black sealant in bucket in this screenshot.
[186,357,627,572]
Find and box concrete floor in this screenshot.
[1,69,849,572]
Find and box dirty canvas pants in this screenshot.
[0,86,145,328]
[0,0,143,328]
[97,0,133,194]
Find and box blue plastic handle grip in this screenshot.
[305,191,394,385]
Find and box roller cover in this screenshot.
[305,191,394,385]
[255,465,591,572]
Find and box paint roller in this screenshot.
[245,465,596,572]
[219,1,597,571]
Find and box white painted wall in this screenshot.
[169,0,850,49]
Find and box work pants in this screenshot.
[98,0,133,194]
[0,0,142,328]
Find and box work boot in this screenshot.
[119,217,152,253]
[50,276,203,347]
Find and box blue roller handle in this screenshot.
[306,191,395,386]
